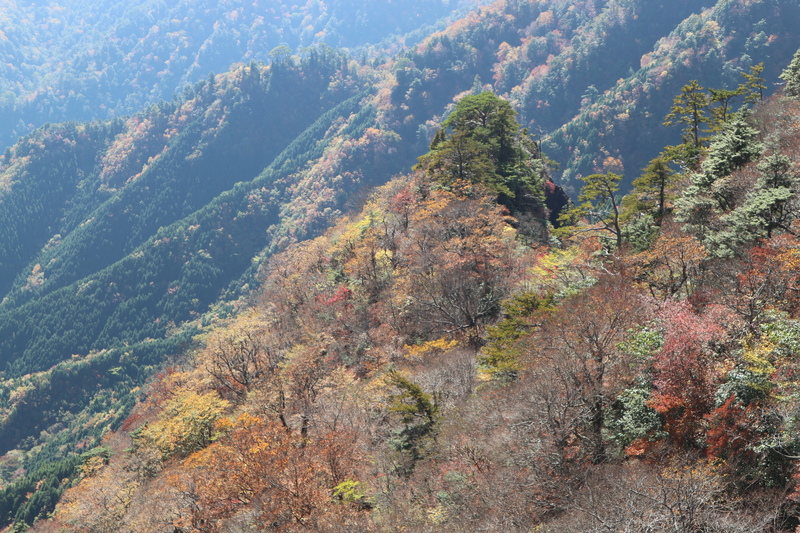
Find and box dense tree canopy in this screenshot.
[3,1,800,530]
[415,91,549,239]
[416,91,545,202]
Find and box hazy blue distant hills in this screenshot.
[0,0,484,148]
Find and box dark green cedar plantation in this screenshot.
[0,0,799,529]
[0,54,367,376]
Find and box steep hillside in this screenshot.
[0,52,408,527]
[0,0,483,148]
[2,0,800,528]
[5,0,800,190]
[33,138,538,533]
[31,75,800,531]
[384,0,800,189]
[545,0,800,186]
[0,52,376,376]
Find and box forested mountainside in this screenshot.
[0,0,483,148]
[4,0,800,186]
[28,65,800,531]
[390,0,800,189]
[2,0,800,529]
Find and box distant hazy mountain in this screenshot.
[0,0,484,148]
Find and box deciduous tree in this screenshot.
[204,313,278,401]
[534,275,651,463]
[648,301,727,447]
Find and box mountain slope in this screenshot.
[383,0,800,189]
[2,0,800,528]
[0,0,484,148]
[0,54,410,376]
[0,52,410,529]
[35,83,800,532]
[544,0,800,186]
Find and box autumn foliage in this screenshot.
[28,58,800,533]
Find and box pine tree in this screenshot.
[559,172,624,248]
[630,156,676,225]
[731,151,797,238]
[740,63,766,104]
[780,47,800,97]
[664,80,710,169]
[699,114,762,193]
[415,91,544,212]
[709,88,742,133]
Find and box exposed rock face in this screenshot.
[544,178,570,227]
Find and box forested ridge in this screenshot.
[27,68,800,531]
[0,49,404,529]
[0,0,482,148]
[2,0,800,530]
